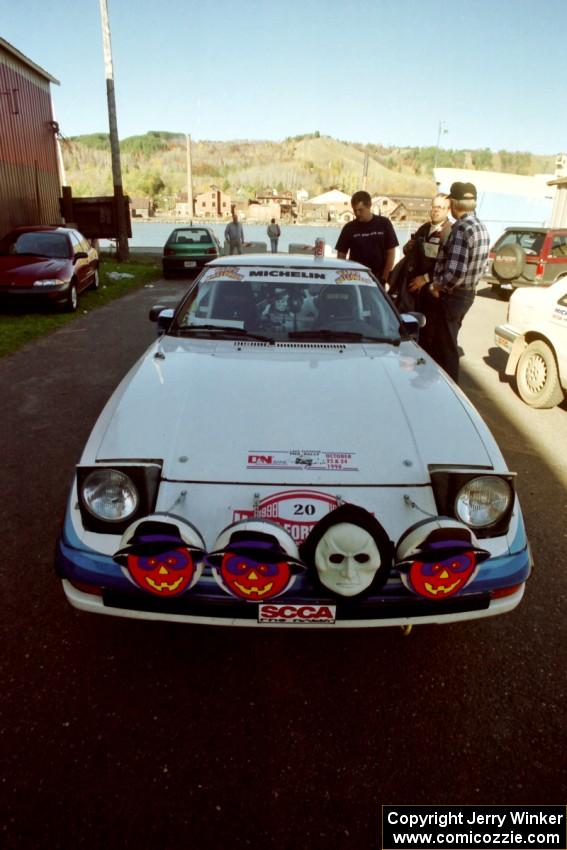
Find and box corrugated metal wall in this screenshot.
[550,185,567,228]
[0,46,62,237]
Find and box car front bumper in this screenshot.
[0,282,72,305]
[495,323,526,375]
[56,530,532,629]
[483,273,542,290]
[60,578,526,628]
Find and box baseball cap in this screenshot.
[448,181,477,201]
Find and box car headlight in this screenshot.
[430,470,514,537]
[33,279,65,287]
[82,469,139,522]
[454,476,512,528]
[77,464,162,533]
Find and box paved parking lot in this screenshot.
[1,281,565,850]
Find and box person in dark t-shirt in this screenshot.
[335,190,399,285]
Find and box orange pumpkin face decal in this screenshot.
[220,553,292,600]
[113,517,205,596]
[396,520,490,600]
[126,547,196,596]
[208,523,305,602]
[406,550,477,599]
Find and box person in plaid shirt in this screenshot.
[409,181,490,382]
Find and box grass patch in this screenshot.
[0,257,161,359]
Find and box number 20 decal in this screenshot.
[294,504,316,516]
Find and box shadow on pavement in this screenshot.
[476,283,511,302]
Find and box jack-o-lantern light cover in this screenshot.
[113,514,205,597]
[207,520,305,601]
[395,518,490,600]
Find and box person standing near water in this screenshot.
[267,219,281,253]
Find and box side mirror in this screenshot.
[149,305,174,334]
[74,251,89,261]
[400,311,426,340]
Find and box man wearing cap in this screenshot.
[409,181,490,382]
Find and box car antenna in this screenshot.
[154,338,166,360]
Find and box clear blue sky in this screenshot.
[3,0,566,155]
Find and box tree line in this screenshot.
[61,131,556,209]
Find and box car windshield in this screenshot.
[169,229,212,245]
[172,265,403,343]
[0,231,70,259]
[495,230,545,256]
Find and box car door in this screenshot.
[68,231,90,292]
[551,288,567,383]
[80,232,98,283]
[546,233,567,284]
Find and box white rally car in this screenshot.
[56,255,531,628]
[495,277,567,408]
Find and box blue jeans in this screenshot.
[270,238,278,253]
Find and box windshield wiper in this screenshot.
[176,324,275,343]
[288,329,400,345]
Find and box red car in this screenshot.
[0,225,99,311]
[483,226,567,300]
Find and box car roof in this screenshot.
[5,226,76,238]
[501,226,567,234]
[170,226,213,232]
[9,225,73,232]
[206,253,370,271]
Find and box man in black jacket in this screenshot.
[405,193,452,353]
[389,194,451,321]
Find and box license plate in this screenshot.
[184,260,196,268]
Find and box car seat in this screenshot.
[212,283,258,327]
[316,287,358,323]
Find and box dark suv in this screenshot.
[484,226,567,299]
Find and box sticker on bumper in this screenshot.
[258,604,336,624]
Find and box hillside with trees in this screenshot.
[60,131,557,209]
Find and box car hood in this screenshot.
[88,338,498,485]
[0,255,71,286]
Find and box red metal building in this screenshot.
[0,38,62,237]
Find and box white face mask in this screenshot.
[314,523,381,596]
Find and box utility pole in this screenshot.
[433,120,448,179]
[99,0,129,260]
[362,151,369,191]
[186,134,194,222]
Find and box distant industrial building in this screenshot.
[548,154,567,227]
[434,166,558,242]
[0,38,62,237]
[194,185,231,218]
[308,189,351,221]
[129,197,154,218]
